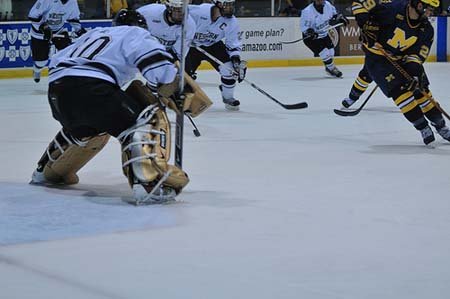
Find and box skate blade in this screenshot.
[225,104,240,111]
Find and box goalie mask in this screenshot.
[165,0,185,25]
[112,9,148,30]
[214,0,235,18]
[410,0,439,18]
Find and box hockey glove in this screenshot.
[39,23,52,41]
[403,61,430,91]
[304,28,318,40]
[360,20,380,48]
[231,55,247,83]
[329,14,349,27]
[52,31,72,50]
[74,27,87,38]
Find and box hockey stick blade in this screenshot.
[333,85,378,117]
[283,102,308,110]
[333,107,361,116]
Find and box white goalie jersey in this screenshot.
[137,4,195,60]
[48,26,178,89]
[28,0,81,40]
[189,3,241,57]
[300,1,337,38]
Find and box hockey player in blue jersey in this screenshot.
[352,0,450,144]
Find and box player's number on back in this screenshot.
[362,0,376,10]
[69,36,111,60]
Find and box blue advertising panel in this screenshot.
[0,20,111,69]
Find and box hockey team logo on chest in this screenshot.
[7,30,18,44]
[48,13,64,26]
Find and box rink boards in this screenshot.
[0,16,448,79]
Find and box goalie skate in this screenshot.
[123,184,177,205]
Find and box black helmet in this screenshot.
[410,0,440,16]
[112,9,148,30]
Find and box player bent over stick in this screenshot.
[30,9,211,205]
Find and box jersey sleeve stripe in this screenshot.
[142,62,173,78]
[137,53,173,73]
[352,8,368,14]
[134,49,164,65]
[28,16,43,22]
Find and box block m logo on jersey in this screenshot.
[387,28,417,51]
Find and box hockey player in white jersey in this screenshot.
[137,0,195,61]
[29,9,211,205]
[187,0,246,110]
[300,0,348,78]
[28,0,86,83]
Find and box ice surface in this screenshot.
[0,64,449,299]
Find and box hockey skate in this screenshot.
[325,66,343,78]
[219,85,240,111]
[436,125,450,141]
[341,97,356,109]
[420,126,435,145]
[127,184,177,205]
[33,70,41,83]
[223,97,240,111]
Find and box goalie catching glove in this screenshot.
[231,55,247,83]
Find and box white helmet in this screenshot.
[164,0,185,24]
[214,0,235,18]
[165,0,184,8]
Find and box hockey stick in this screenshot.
[195,46,308,110]
[281,23,344,45]
[174,0,190,169]
[334,85,378,116]
[376,44,450,121]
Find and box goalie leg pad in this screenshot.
[36,130,110,184]
[125,80,160,107]
[183,72,212,117]
[119,105,189,196]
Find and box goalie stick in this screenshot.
[334,85,378,116]
[281,23,344,45]
[174,0,190,169]
[195,46,308,110]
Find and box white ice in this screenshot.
[1,63,450,299]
